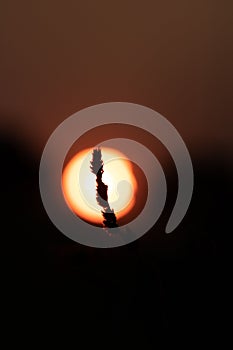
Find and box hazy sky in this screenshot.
[0,0,232,159]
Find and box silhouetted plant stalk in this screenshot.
[90,148,118,228]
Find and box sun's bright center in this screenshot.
[62,147,137,225]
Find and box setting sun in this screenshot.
[62,147,137,225]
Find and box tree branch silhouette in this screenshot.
[90,148,118,228]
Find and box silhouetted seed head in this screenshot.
[90,148,103,175]
[90,147,118,228]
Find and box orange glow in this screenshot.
[62,147,137,225]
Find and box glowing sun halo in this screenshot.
[62,147,137,225]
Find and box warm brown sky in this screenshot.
[0,0,232,160]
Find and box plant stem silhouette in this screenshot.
[90,148,118,228]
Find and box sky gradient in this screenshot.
[0,0,232,161]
